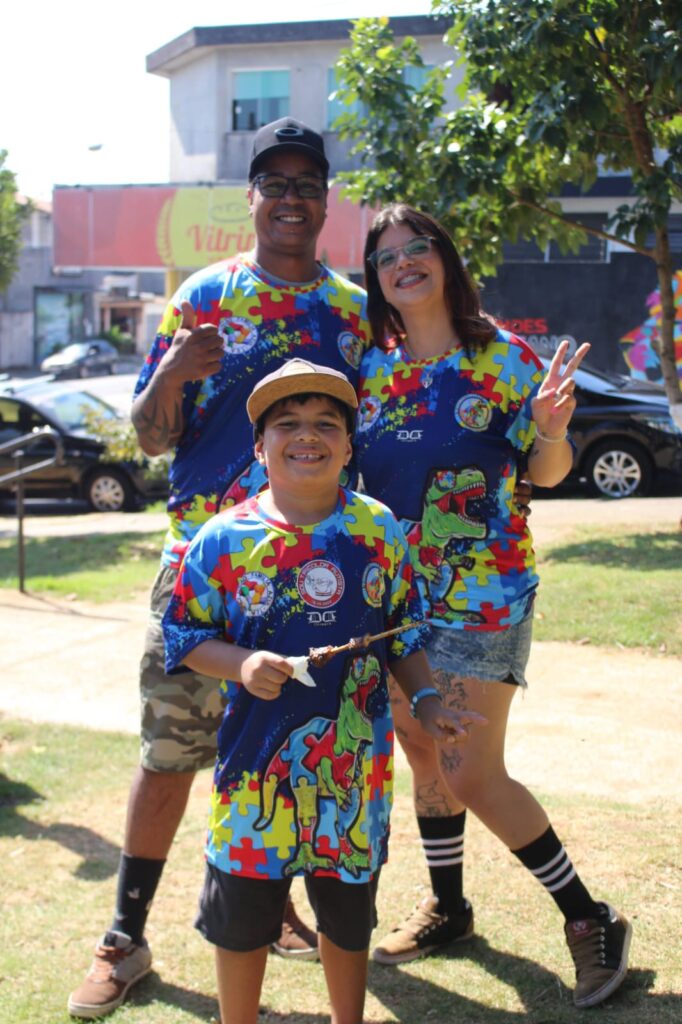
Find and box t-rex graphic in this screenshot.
[405,467,487,609]
[254,653,381,878]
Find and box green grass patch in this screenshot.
[534,526,682,655]
[1,718,680,1023]
[2,521,681,655]
[0,531,164,602]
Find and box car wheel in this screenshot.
[583,439,654,498]
[85,468,134,512]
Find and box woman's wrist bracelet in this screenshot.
[409,687,442,719]
[535,428,568,443]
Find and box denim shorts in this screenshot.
[424,613,534,688]
[195,862,380,953]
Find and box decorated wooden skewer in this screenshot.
[307,620,426,668]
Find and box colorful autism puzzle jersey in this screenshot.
[355,330,545,631]
[162,488,427,883]
[134,255,369,568]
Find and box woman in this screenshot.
[354,204,631,1010]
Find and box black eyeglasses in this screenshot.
[367,235,438,271]
[251,174,328,199]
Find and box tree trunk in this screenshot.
[654,226,682,428]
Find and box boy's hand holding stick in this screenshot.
[285,621,426,687]
[308,621,426,668]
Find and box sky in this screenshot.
[3,1,433,202]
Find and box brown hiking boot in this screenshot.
[372,895,474,965]
[67,931,152,1019]
[565,904,632,1008]
[270,898,319,961]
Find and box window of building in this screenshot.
[502,214,609,264]
[502,238,548,263]
[548,214,608,263]
[326,68,365,129]
[645,214,682,252]
[326,64,434,130]
[232,70,290,131]
[402,64,433,90]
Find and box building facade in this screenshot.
[144,15,681,383]
[146,16,458,183]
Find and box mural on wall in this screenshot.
[619,270,682,384]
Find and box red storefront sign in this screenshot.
[53,183,372,272]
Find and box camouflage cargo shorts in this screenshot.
[140,564,225,772]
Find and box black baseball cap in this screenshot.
[248,117,329,180]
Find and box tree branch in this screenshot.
[509,192,655,258]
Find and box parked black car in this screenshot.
[40,339,119,379]
[0,382,167,511]
[542,360,682,497]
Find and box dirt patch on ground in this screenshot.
[1,495,679,805]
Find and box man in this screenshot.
[67,118,370,1020]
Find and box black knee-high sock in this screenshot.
[512,825,603,922]
[110,853,166,944]
[417,812,467,914]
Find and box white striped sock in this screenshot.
[422,835,464,868]
[530,846,577,893]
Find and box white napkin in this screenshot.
[285,655,316,688]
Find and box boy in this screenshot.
[162,358,484,1024]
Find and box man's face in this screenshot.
[248,151,328,267]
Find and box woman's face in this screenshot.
[373,222,446,317]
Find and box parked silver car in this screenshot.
[40,340,119,379]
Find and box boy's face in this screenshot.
[255,396,352,495]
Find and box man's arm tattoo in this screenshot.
[132,389,184,450]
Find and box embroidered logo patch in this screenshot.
[454,394,492,431]
[356,395,382,432]
[219,316,258,355]
[297,560,345,608]
[362,562,385,607]
[338,331,363,369]
[236,572,275,617]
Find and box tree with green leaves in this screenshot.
[0,150,28,293]
[334,1,682,417]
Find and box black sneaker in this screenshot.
[565,903,632,1008]
[372,895,473,965]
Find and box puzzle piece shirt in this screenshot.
[134,255,369,568]
[355,330,545,631]
[162,488,427,883]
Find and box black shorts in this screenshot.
[195,862,380,953]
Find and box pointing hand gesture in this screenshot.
[532,340,591,439]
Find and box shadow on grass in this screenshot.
[367,938,661,1022]
[0,772,120,880]
[128,975,220,1021]
[544,531,681,571]
[0,531,163,580]
[132,972,329,1023]
[121,956,664,1023]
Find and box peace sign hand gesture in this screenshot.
[532,340,591,440]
